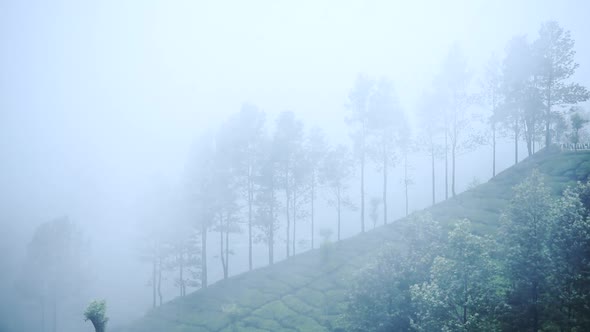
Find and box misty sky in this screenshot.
[1,0,590,328]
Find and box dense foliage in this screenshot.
[345,172,590,331]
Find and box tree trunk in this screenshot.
[41,296,45,332]
[292,189,296,255]
[225,218,229,279]
[337,187,341,241]
[445,117,449,200]
[514,118,519,165]
[383,148,388,225]
[180,252,185,296]
[311,175,315,249]
[201,224,208,288]
[285,170,290,258]
[219,214,228,279]
[152,255,157,307]
[360,150,365,233]
[405,152,409,216]
[451,140,457,197]
[269,188,275,265]
[52,294,56,332]
[248,169,253,271]
[545,84,552,147]
[158,256,163,306]
[90,319,106,332]
[431,144,435,206]
[492,122,496,177]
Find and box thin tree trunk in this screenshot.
[445,117,449,200]
[451,140,457,197]
[158,256,163,306]
[360,149,365,233]
[431,144,435,206]
[220,228,225,276]
[179,252,184,297]
[248,169,253,271]
[545,83,552,147]
[152,254,157,307]
[201,224,208,288]
[514,120,519,165]
[225,218,229,279]
[285,170,290,258]
[219,214,228,279]
[292,189,296,255]
[311,175,315,249]
[383,148,388,225]
[492,122,496,177]
[41,296,45,332]
[337,187,341,241]
[269,186,275,265]
[52,294,56,332]
[405,152,409,216]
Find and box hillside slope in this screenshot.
[119,150,590,332]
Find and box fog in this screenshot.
[1,1,589,331]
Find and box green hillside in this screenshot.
[119,149,590,332]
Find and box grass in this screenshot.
[117,149,590,332]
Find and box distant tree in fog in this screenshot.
[347,73,375,233]
[533,21,590,147]
[481,54,503,177]
[367,77,406,225]
[186,135,218,288]
[305,127,328,249]
[399,124,413,216]
[273,111,304,259]
[320,144,355,241]
[291,146,311,256]
[499,36,532,164]
[254,136,281,265]
[222,104,266,271]
[139,239,167,307]
[166,233,201,297]
[213,124,244,280]
[16,217,86,332]
[437,44,480,198]
[417,90,444,206]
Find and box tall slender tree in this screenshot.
[274,111,304,258]
[418,90,444,206]
[533,21,589,146]
[500,36,531,165]
[438,44,478,197]
[347,74,375,232]
[186,135,217,288]
[223,104,266,271]
[320,144,355,241]
[482,54,503,177]
[305,127,327,249]
[255,136,281,265]
[367,77,405,224]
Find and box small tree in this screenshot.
[346,73,376,233]
[84,300,108,332]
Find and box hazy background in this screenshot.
[1,0,589,331]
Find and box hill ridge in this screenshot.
[120,150,590,332]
